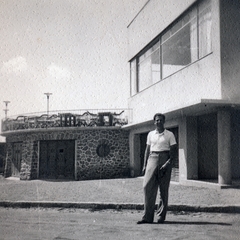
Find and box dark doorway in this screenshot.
[168,127,179,182]
[0,143,6,174]
[140,133,148,174]
[12,142,22,177]
[198,113,218,179]
[39,140,75,179]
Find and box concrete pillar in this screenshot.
[179,116,198,182]
[178,117,187,181]
[218,110,232,185]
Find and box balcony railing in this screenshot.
[1,108,132,132]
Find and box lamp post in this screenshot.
[44,93,52,117]
[3,101,10,119]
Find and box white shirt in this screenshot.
[147,129,176,152]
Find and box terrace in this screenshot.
[1,108,132,133]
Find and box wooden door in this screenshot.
[39,140,75,179]
[12,143,22,177]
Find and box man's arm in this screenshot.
[160,144,178,170]
[169,143,178,165]
[142,144,150,175]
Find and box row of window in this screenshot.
[130,0,212,95]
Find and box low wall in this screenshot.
[4,127,130,180]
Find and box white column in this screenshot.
[218,110,232,185]
[179,116,198,182]
[178,117,187,182]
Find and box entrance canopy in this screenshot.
[123,99,240,130]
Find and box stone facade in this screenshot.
[3,143,12,177]
[4,127,130,180]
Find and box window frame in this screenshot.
[130,0,212,96]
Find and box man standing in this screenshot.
[137,113,177,224]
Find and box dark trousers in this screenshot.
[142,152,172,222]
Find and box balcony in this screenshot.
[1,109,132,133]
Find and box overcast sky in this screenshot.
[0,0,146,123]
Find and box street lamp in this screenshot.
[44,93,52,117]
[3,101,10,119]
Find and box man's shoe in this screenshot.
[137,219,151,224]
[157,217,165,224]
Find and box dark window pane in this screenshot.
[162,8,197,78]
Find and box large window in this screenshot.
[138,41,160,92]
[162,8,198,78]
[130,59,137,95]
[130,0,212,95]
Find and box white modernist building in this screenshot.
[125,0,240,187]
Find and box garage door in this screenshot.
[39,140,75,179]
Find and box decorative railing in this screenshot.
[1,109,132,132]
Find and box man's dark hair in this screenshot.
[153,113,165,121]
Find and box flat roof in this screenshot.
[122,99,240,130]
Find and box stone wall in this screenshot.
[3,143,12,178]
[20,141,38,180]
[4,128,130,180]
[76,130,129,180]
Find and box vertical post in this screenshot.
[44,93,52,117]
[3,101,10,119]
[218,110,231,185]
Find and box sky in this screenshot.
[0,0,147,141]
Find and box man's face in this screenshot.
[154,115,165,128]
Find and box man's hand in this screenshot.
[141,166,146,176]
[159,159,171,178]
[159,159,171,171]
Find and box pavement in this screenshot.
[0,175,240,213]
